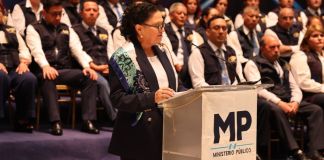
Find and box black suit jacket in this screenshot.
[108,43,179,160]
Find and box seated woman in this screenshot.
[183,0,201,29]
[108,2,184,160]
[290,24,324,111]
[212,0,234,33]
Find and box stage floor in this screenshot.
[0,128,120,160]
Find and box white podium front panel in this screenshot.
[202,90,257,160]
[162,86,257,160]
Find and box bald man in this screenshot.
[244,35,324,160]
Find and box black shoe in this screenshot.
[50,122,63,136]
[14,122,33,133]
[290,149,309,160]
[307,151,324,160]
[81,120,100,134]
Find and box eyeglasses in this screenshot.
[142,23,165,31]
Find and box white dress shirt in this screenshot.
[244,59,303,104]
[0,29,32,63]
[227,25,260,63]
[290,51,324,93]
[171,22,185,66]
[188,40,245,88]
[26,24,92,69]
[9,0,43,36]
[147,56,169,88]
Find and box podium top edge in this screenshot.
[158,84,273,105]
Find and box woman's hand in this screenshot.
[155,88,175,104]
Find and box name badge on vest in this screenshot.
[99,33,108,41]
[261,17,266,23]
[228,55,237,64]
[293,32,299,38]
[6,28,16,34]
[61,29,69,35]
[186,33,193,42]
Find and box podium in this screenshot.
[159,85,259,160]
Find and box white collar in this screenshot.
[207,40,227,52]
[243,25,255,36]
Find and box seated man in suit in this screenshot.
[0,9,37,132]
[228,6,263,64]
[164,2,203,88]
[244,34,324,160]
[26,0,99,136]
[73,0,117,124]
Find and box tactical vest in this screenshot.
[32,20,73,70]
[18,1,38,27]
[198,43,237,85]
[73,24,109,65]
[164,23,193,56]
[269,24,301,46]
[253,56,292,102]
[62,2,82,26]
[99,1,118,28]
[0,25,19,69]
[306,50,323,83]
[236,26,263,59]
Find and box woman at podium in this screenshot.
[108,2,183,160]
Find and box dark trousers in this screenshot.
[39,69,97,122]
[307,93,324,113]
[0,70,37,119]
[257,98,271,147]
[266,100,324,152]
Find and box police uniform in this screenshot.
[0,24,37,123]
[26,20,97,123]
[73,22,117,121]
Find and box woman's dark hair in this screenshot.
[197,7,215,29]
[182,0,201,20]
[212,0,220,7]
[300,24,324,53]
[120,2,159,44]
[43,0,62,11]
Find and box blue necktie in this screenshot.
[250,31,259,56]
[114,4,122,20]
[216,49,231,85]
